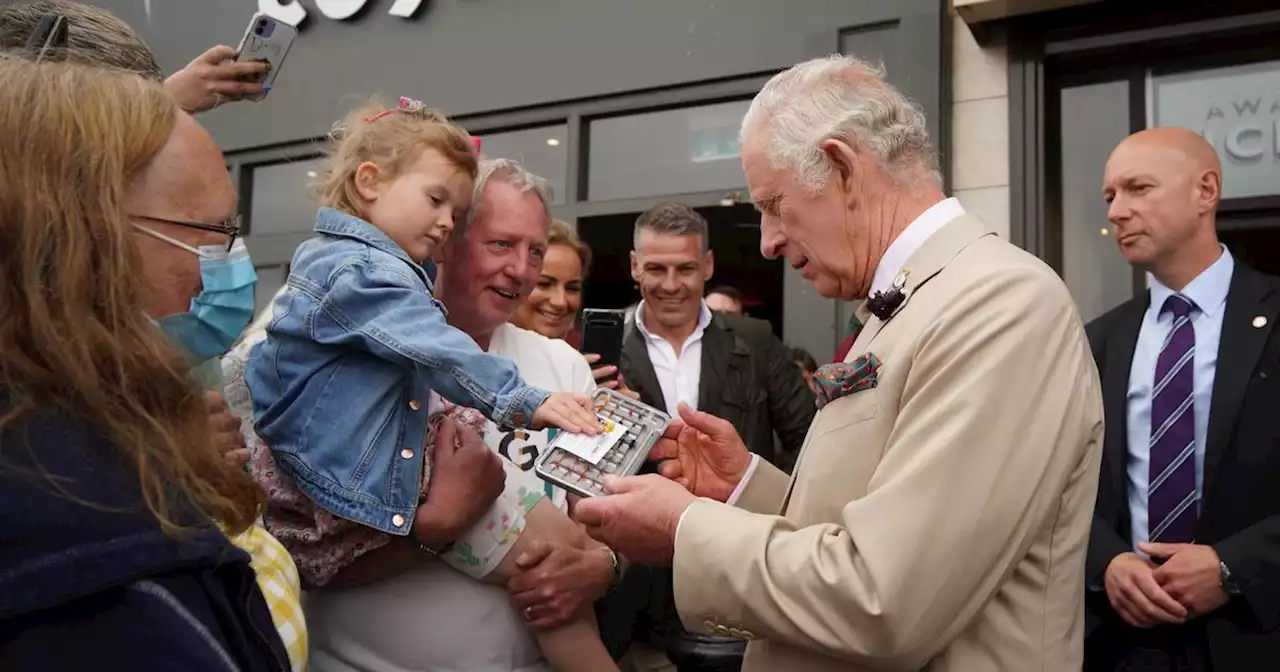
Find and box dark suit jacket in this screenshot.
[596,312,816,657]
[1084,263,1280,670]
[620,312,815,470]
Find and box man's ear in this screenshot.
[353,161,383,203]
[819,138,859,202]
[630,251,642,283]
[1196,168,1222,216]
[703,250,715,281]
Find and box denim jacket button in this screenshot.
[400,448,414,459]
[392,514,406,528]
[409,399,422,411]
[511,412,527,427]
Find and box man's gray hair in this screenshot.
[633,201,709,255]
[0,1,163,79]
[460,157,554,234]
[740,54,941,195]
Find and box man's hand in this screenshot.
[649,403,751,502]
[164,45,269,113]
[204,390,248,466]
[1103,552,1189,628]
[573,474,696,566]
[585,353,639,399]
[1141,542,1231,618]
[507,540,615,629]
[414,418,505,544]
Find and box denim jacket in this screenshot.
[245,208,548,536]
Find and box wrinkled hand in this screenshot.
[204,390,248,467]
[532,392,601,435]
[1103,552,1188,628]
[507,540,615,629]
[648,403,751,502]
[1141,542,1230,618]
[414,418,505,544]
[164,45,269,113]
[585,353,639,399]
[573,474,696,567]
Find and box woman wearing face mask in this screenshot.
[0,60,289,670]
[511,220,637,396]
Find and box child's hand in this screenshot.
[533,393,601,435]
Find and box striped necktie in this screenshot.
[1148,293,1199,543]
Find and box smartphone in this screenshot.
[234,13,297,102]
[581,309,627,384]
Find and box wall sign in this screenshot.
[1151,59,1280,200]
[259,0,426,28]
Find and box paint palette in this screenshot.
[534,388,671,498]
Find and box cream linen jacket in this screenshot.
[672,214,1104,671]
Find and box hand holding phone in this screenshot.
[581,309,626,385]
[232,13,297,102]
[164,45,267,113]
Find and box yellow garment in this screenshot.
[228,521,309,672]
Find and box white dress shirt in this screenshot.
[1125,246,1233,551]
[634,300,713,417]
[720,197,968,506]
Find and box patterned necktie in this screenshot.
[1148,293,1199,543]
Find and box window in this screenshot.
[586,100,751,202]
[249,158,324,237]
[475,125,569,204]
[1058,81,1137,322]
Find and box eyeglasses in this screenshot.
[133,214,242,251]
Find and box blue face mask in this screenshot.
[138,226,258,362]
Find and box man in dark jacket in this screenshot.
[603,201,815,670]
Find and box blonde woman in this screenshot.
[0,59,287,670]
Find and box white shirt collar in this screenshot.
[869,197,967,297]
[634,299,712,343]
[1148,245,1234,319]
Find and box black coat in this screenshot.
[0,404,290,672]
[1084,263,1280,670]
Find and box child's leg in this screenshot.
[434,463,616,672]
[488,500,617,672]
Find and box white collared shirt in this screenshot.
[719,196,966,508]
[868,197,967,298]
[634,300,713,417]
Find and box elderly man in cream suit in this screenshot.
[574,55,1104,671]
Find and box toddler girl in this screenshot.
[245,96,615,672]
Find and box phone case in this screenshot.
[235,13,297,102]
[534,388,670,498]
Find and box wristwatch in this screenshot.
[1220,560,1242,596]
[605,548,623,593]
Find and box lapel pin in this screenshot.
[1253,316,1268,329]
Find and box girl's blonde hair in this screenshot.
[313,97,479,218]
[0,58,262,536]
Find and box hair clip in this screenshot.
[363,96,427,123]
[472,137,483,154]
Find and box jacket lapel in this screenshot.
[1203,265,1278,501]
[1101,298,1146,502]
[851,214,995,357]
[620,325,667,412]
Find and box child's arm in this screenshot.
[317,260,545,428]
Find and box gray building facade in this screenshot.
[85,0,949,361]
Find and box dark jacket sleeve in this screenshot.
[758,326,816,467]
[0,572,287,672]
[1083,315,1132,588]
[1214,515,1280,631]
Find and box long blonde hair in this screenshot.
[0,58,262,535]
[312,96,479,220]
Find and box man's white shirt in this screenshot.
[633,300,713,418]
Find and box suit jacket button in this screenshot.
[703,620,716,631]
[409,399,422,411]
